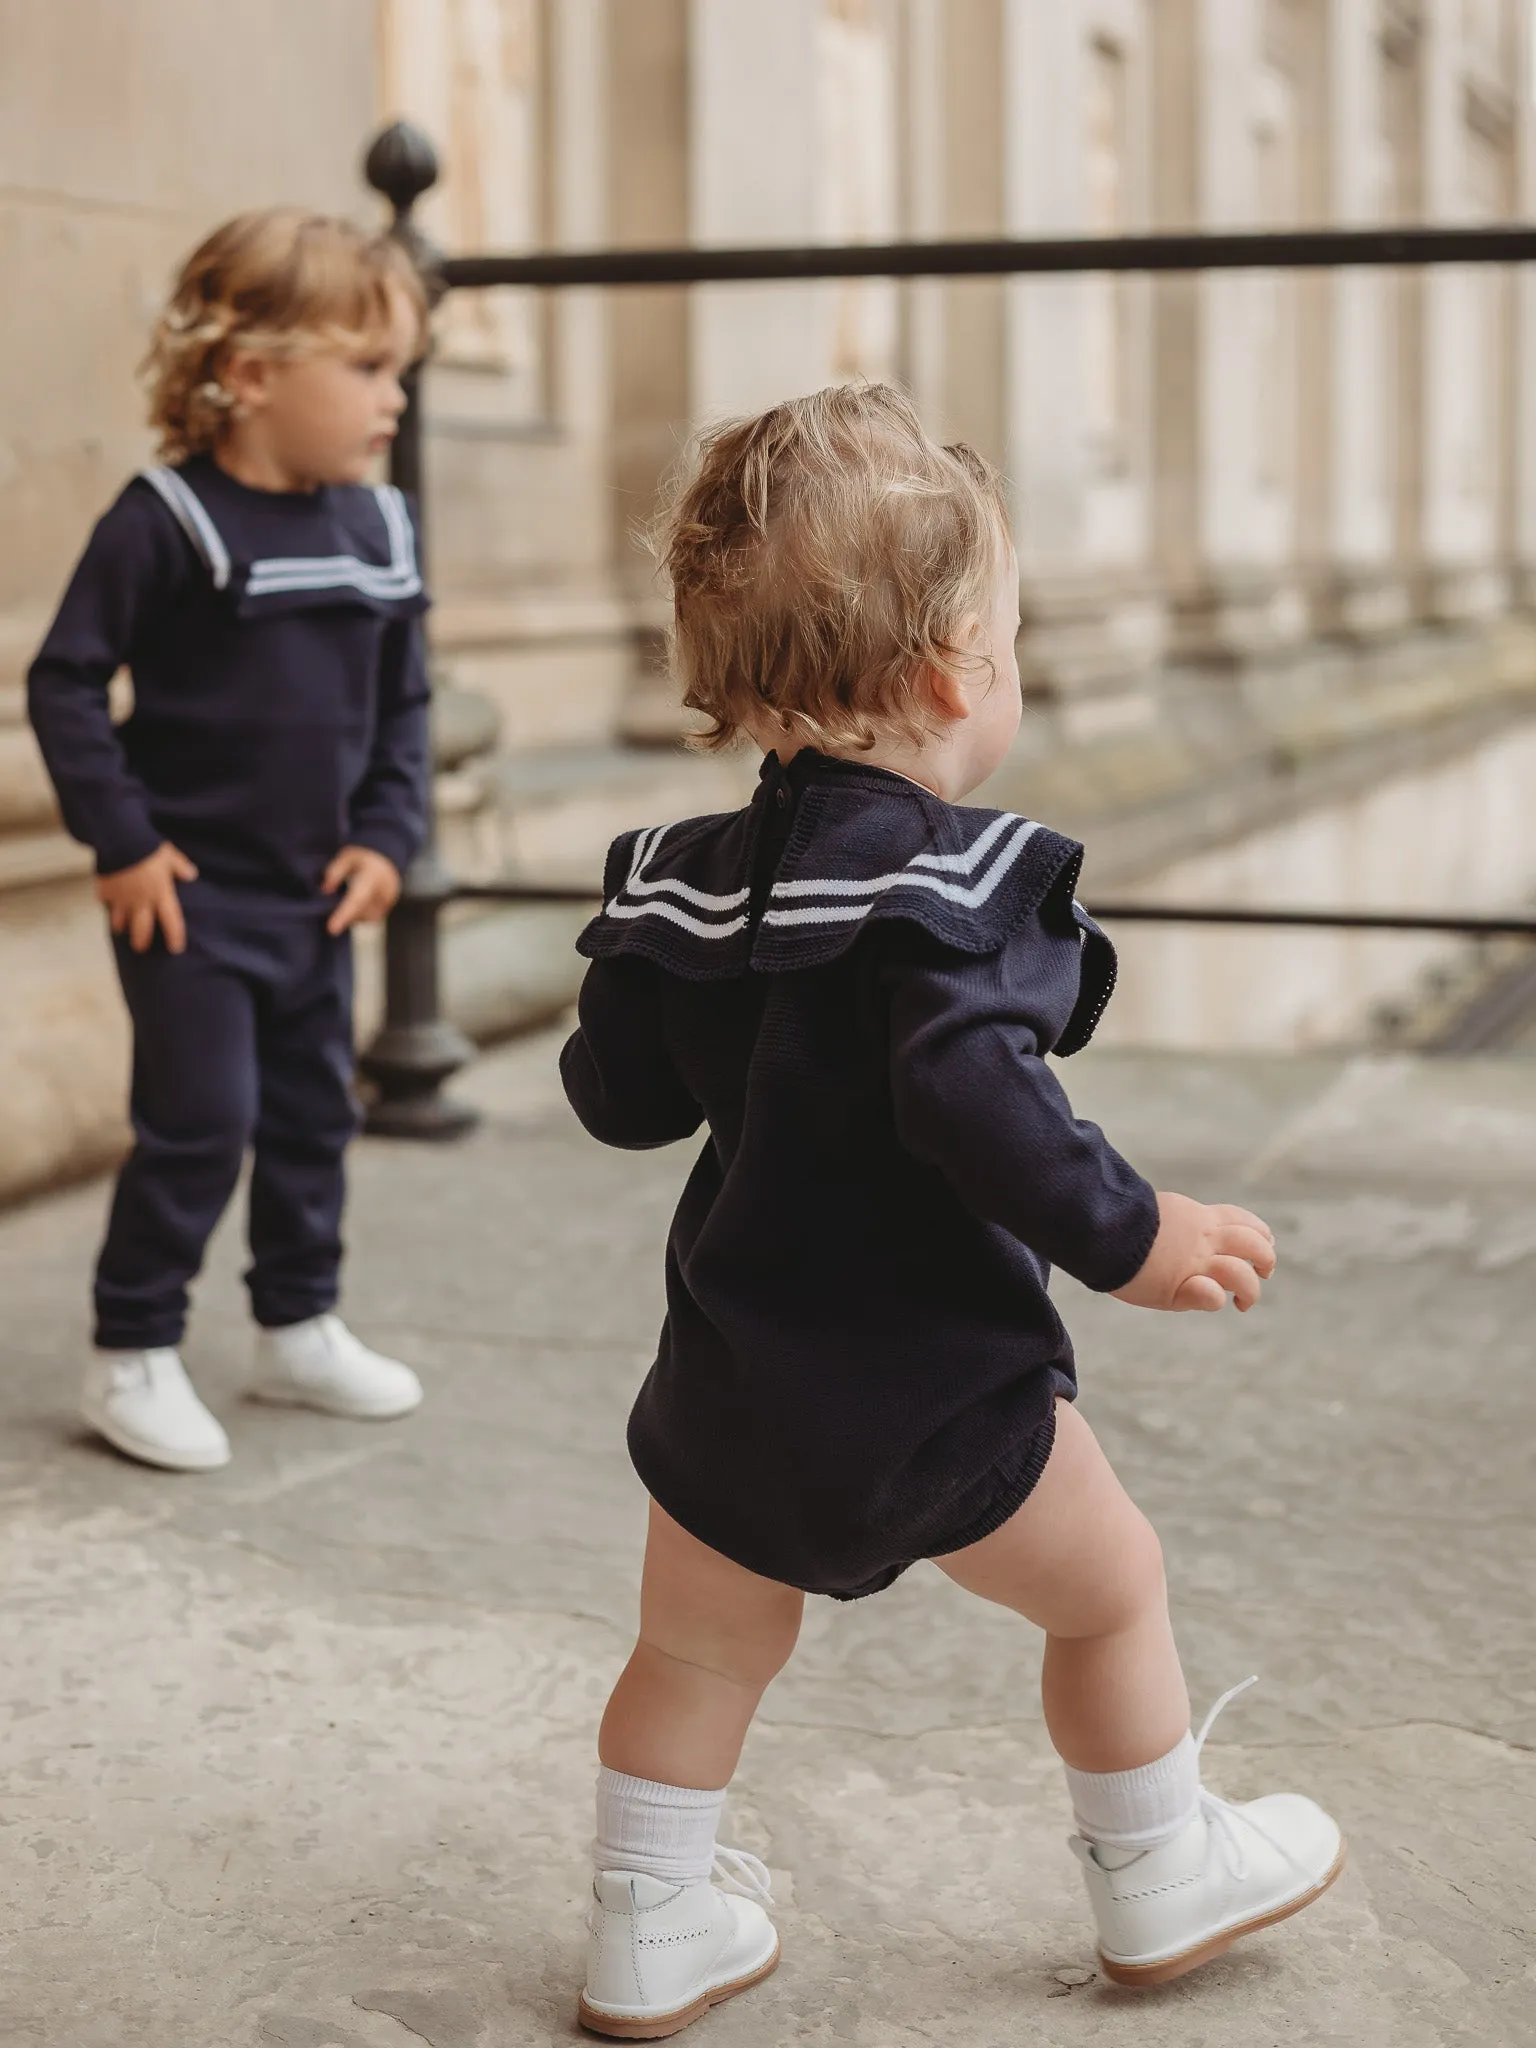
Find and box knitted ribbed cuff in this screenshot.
[593,1767,728,1885]
[1064,1731,1200,1850]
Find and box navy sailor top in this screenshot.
[27,453,431,896]
[561,748,1162,1596]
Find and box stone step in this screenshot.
[0,719,65,838]
[352,900,591,1053]
[438,738,758,889]
[430,589,638,754]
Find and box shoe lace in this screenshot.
[1192,1675,1313,1887]
[710,1845,774,1906]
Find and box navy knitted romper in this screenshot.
[561,748,1161,1599]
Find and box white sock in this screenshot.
[594,1767,726,1884]
[1063,1732,1200,1851]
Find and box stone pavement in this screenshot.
[2,1034,1534,2047]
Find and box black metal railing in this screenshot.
[356,119,1536,1136]
[439,220,1536,290]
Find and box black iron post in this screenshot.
[357,121,479,1139]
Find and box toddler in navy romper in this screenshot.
[557,385,1345,2039]
[27,208,432,1471]
[566,749,1147,1598]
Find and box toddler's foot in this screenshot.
[578,1854,779,2040]
[1073,1788,1344,1987]
[250,1313,423,1419]
[82,1348,232,1471]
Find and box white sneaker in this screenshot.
[1072,1680,1345,1987]
[81,1348,232,1472]
[250,1313,423,1420]
[578,1850,779,2039]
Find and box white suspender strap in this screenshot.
[138,466,233,590]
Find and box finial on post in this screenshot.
[363,121,447,297]
[365,119,441,218]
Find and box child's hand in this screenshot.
[96,842,198,954]
[1113,1191,1277,1314]
[322,845,402,934]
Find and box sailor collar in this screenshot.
[138,461,428,622]
[578,751,1115,1048]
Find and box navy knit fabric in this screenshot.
[27,454,431,892]
[95,886,358,1349]
[27,457,431,1347]
[562,750,1160,1599]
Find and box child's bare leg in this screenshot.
[581,1504,792,2034]
[936,1399,1188,1772]
[940,1399,1343,1984]
[600,1500,804,1788]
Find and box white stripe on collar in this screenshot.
[603,898,750,939]
[606,823,751,924]
[140,466,233,589]
[764,816,1039,923]
[139,471,420,601]
[245,484,421,599]
[602,811,1043,941]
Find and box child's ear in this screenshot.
[222,349,274,415]
[923,632,982,724]
[925,666,970,723]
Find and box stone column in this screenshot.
[688,0,835,417]
[1318,0,1410,638]
[1514,2,1536,607]
[896,0,951,432]
[607,0,693,742]
[1000,0,1165,725]
[1416,0,1510,619]
[378,0,541,398]
[546,0,610,445]
[1154,0,1312,664]
[931,0,1009,466]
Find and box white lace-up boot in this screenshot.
[578,1849,779,2039]
[251,1313,423,1420]
[81,1348,232,1471]
[1072,1680,1345,1987]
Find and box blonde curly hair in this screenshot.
[653,383,1012,756]
[141,208,428,463]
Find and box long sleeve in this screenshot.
[345,611,431,875]
[26,488,188,875]
[561,956,704,1150]
[885,917,1159,1292]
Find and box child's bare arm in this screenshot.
[1112,1191,1276,1313]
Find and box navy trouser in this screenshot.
[94,885,359,1350]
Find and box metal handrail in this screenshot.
[448,878,1536,939]
[1082,904,1536,937]
[441,221,1536,292]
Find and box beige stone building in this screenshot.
[4,0,1536,1202]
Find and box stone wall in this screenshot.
[0,0,379,1205]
